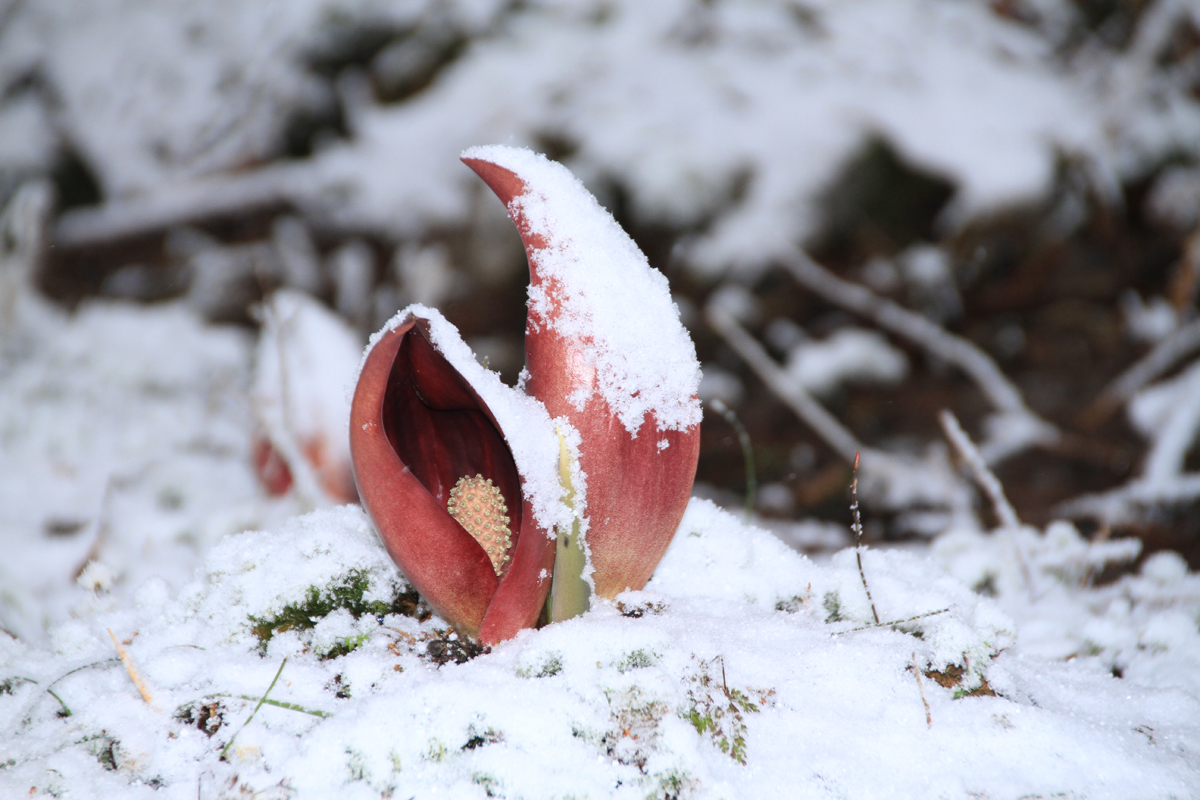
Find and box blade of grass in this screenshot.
[710,399,756,522]
[219,657,288,761]
[209,693,330,718]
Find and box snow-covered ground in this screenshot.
[3,0,1200,796]
[2,282,1198,799]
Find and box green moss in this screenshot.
[651,767,697,800]
[774,596,803,613]
[615,649,657,673]
[823,591,844,622]
[248,569,426,656]
[472,772,502,797]
[462,727,504,750]
[79,732,118,771]
[0,676,34,696]
[425,739,449,763]
[318,632,371,661]
[517,652,563,678]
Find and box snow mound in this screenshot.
[3,500,1197,798]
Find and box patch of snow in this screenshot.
[1121,291,1179,344]
[784,326,909,397]
[3,500,1197,797]
[0,300,289,643]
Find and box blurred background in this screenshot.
[3,0,1200,611]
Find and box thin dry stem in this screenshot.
[912,652,932,728]
[706,302,863,462]
[851,452,880,625]
[938,410,1020,530]
[108,628,159,712]
[780,250,1057,463]
[830,607,950,636]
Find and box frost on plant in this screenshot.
[682,657,773,766]
[248,568,428,657]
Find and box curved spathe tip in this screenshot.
[461,145,702,437]
[463,146,703,600]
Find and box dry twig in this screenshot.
[851,453,880,625]
[707,299,973,516]
[912,652,932,728]
[780,250,1057,463]
[706,302,863,462]
[1083,318,1200,428]
[107,628,160,712]
[938,410,1020,530]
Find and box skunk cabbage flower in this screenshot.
[253,290,360,505]
[351,307,567,644]
[350,146,701,643]
[461,146,702,599]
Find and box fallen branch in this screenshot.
[1082,318,1200,428]
[1057,474,1200,525]
[706,302,862,462]
[1062,358,1200,525]
[780,250,1058,463]
[53,166,297,248]
[707,301,973,516]
[938,410,1033,591]
[938,410,1020,530]
[1141,359,1200,484]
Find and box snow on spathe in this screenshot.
[363,303,576,538]
[461,145,702,437]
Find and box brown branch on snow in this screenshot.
[53,166,297,248]
[705,301,864,462]
[1081,317,1200,429]
[706,300,973,515]
[108,628,160,712]
[939,409,1033,590]
[938,410,1020,530]
[1060,358,1200,525]
[1057,474,1200,524]
[779,250,1058,464]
